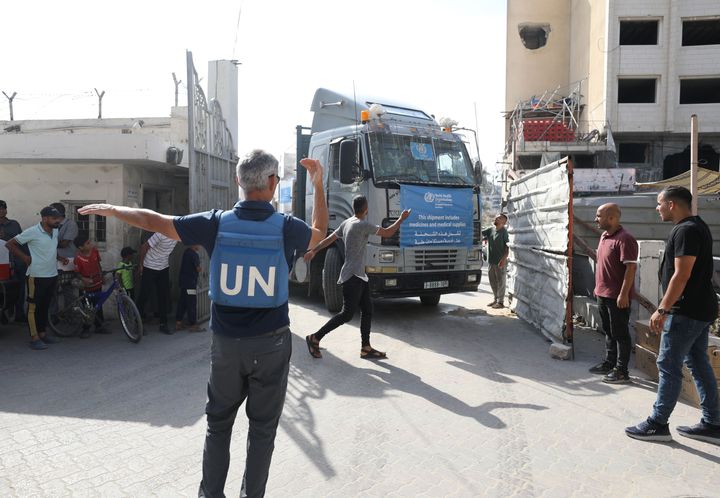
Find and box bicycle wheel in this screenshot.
[117,293,143,343]
[48,295,85,337]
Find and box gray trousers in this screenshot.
[488,264,506,303]
[199,328,292,498]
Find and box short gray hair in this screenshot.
[236,149,279,193]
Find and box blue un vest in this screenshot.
[209,211,288,308]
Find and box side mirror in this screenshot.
[339,139,358,185]
[473,160,483,185]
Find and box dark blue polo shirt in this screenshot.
[173,201,312,338]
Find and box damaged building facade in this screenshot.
[505,0,720,184]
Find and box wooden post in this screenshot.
[566,159,574,357]
[690,114,698,215]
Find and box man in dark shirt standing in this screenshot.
[626,186,719,443]
[481,214,510,309]
[588,203,638,384]
[79,150,328,498]
[0,200,28,322]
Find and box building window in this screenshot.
[518,24,550,50]
[618,143,649,163]
[618,78,657,103]
[682,19,720,46]
[66,202,107,245]
[680,78,720,104]
[619,20,659,45]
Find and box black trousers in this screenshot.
[137,267,170,326]
[176,288,197,325]
[26,275,57,339]
[597,296,632,372]
[198,329,291,498]
[314,276,373,346]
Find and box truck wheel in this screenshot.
[322,247,343,313]
[420,294,441,306]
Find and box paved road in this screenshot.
[1,279,718,497]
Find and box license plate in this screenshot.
[424,280,448,290]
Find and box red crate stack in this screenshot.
[522,119,575,142]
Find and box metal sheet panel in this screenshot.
[507,159,571,343]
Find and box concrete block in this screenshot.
[549,342,572,360]
[634,320,660,354]
[635,345,658,381]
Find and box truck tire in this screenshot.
[420,294,441,306]
[322,247,343,313]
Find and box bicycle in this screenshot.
[48,268,143,343]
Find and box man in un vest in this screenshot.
[79,150,328,498]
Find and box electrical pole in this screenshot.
[172,72,182,107]
[94,88,105,119]
[2,91,17,121]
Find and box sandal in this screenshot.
[305,334,322,358]
[360,347,387,360]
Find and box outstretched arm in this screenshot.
[78,205,180,241]
[301,158,329,249]
[376,209,411,238]
[304,233,338,262]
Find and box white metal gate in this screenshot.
[186,51,237,321]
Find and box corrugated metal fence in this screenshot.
[506,158,573,345]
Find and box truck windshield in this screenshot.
[368,131,475,185]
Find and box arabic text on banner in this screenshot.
[400,185,473,248]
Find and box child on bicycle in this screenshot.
[175,245,203,332]
[117,246,136,300]
[73,234,107,338]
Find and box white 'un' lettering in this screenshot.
[219,264,276,297]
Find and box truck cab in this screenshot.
[292,88,483,311]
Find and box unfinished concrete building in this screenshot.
[505,0,720,185]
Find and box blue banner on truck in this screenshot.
[400,185,473,247]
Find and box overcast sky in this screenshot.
[2,0,506,172]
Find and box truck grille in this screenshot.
[410,249,459,271]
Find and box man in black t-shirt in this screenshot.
[626,186,720,444]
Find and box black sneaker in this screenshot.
[625,418,672,442]
[602,368,631,384]
[676,420,720,445]
[589,361,614,375]
[158,324,174,335]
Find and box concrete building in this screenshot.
[0,110,190,271]
[505,0,720,183]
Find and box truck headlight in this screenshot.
[385,278,397,287]
[379,251,395,263]
[467,274,477,283]
[468,249,480,261]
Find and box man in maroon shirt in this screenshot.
[589,203,638,383]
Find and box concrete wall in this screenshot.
[505,0,572,115]
[569,0,608,129]
[606,0,720,134]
